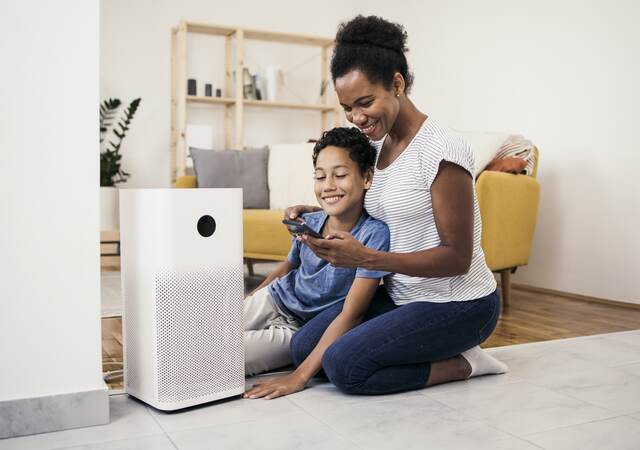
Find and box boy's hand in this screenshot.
[243,372,308,400]
[302,231,372,268]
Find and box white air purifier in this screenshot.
[120,188,245,411]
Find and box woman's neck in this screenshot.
[324,205,364,235]
[387,97,428,145]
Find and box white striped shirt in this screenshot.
[364,118,497,305]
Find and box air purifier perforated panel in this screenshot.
[154,266,244,404]
[123,298,140,391]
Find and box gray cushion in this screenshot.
[190,147,270,209]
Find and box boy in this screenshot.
[243,127,390,392]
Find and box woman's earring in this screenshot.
[396,93,400,97]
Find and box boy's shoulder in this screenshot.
[353,214,389,251]
[360,214,390,235]
[362,213,387,227]
[352,214,389,246]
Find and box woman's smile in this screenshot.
[359,120,378,136]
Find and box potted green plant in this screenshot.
[99,97,141,230]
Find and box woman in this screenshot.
[245,15,506,399]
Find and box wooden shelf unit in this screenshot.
[171,21,343,184]
[186,95,234,105]
[186,96,337,112]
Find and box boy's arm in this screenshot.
[244,276,380,399]
[248,259,297,297]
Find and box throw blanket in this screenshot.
[488,135,536,176]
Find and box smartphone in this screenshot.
[282,219,323,239]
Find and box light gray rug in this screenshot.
[100,262,279,318]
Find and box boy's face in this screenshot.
[313,146,372,218]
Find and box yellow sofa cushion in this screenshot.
[243,209,291,261]
[175,175,197,189]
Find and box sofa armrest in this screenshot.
[476,171,540,271]
[175,175,197,189]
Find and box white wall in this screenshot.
[0,0,103,400]
[102,1,640,304]
[389,0,640,304]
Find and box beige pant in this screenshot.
[244,286,301,376]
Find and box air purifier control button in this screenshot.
[197,215,216,237]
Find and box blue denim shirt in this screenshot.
[268,211,390,322]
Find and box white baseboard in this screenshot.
[0,387,109,439]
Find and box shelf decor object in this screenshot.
[187,79,197,96]
[170,21,344,184]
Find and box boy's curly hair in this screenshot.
[312,127,376,175]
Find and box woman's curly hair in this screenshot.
[331,15,414,94]
[312,127,376,175]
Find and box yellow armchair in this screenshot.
[476,171,540,306]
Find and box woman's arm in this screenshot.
[243,277,380,399]
[248,260,297,296]
[302,162,474,278]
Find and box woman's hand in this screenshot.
[283,204,321,221]
[243,372,308,400]
[302,231,373,268]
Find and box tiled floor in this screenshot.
[3,330,640,450]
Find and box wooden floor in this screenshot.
[102,317,124,390]
[483,288,640,347]
[102,286,640,390]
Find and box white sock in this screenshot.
[461,346,508,378]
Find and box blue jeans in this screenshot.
[290,286,500,395]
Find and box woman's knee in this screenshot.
[322,340,363,394]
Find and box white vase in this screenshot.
[264,65,282,102]
[100,186,119,231]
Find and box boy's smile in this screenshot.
[321,194,345,205]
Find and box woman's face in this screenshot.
[335,70,400,141]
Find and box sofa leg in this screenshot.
[499,269,511,310]
[246,259,255,277]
